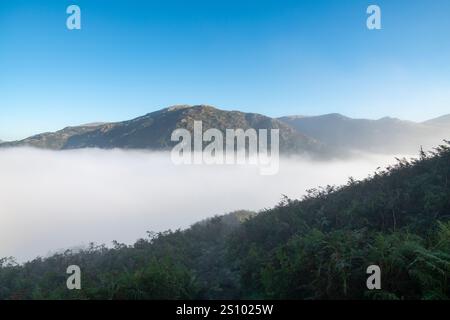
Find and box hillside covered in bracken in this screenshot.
[1,142,449,300]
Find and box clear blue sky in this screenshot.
[1,0,449,140]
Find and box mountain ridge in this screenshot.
[0,105,323,155]
[1,106,449,155]
[423,114,450,127]
[279,112,450,154]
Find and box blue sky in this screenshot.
[1,0,450,140]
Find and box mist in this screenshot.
[0,148,414,262]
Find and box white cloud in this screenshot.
[0,148,412,262]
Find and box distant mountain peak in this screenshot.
[378,116,400,122]
[423,114,450,127]
[281,113,350,121]
[279,111,450,154]
[321,113,350,120]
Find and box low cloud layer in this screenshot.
[0,148,413,262]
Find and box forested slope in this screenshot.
[1,143,449,300]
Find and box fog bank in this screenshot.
[0,148,413,262]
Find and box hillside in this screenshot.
[0,125,103,150]
[0,142,449,300]
[279,113,450,154]
[423,114,450,128]
[2,106,450,157]
[1,105,322,155]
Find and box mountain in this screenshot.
[0,125,105,150]
[423,114,450,127]
[2,106,450,156]
[1,142,449,300]
[1,105,323,155]
[279,113,450,154]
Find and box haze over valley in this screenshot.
[1,105,449,262]
[0,147,413,262]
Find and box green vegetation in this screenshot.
[1,143,450,300]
